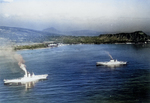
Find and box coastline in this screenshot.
[13,31,150,50]
[13,41,148,51]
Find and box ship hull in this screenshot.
[96,61,127,66]
[4,74,48,84]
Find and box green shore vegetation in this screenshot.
[14,31,150,50]
[14,43,48,50]
[44,31,150,44]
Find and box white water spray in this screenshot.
[105,51,114,60]
[14,54,28,77]
[19,62,27,77]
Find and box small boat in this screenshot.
[96,59,127,66]
[4,72,48,85]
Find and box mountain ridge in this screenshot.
[42,27,101,36]
[0,26,59,43]
[0,26,149,45]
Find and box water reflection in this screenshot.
[0,44,150,103]
[4,81,38,90]
[24,81,37,89]
[105,64,126,68]
[97,64,127,69]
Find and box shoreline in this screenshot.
[13,31,150,50]
[14,42,149,51]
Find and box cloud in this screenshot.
[3,13,10,18]
[0,0,150,32]
[0,0,13,3]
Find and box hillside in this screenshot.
[0,26,59,43]
[43,27,60,34]
[0,26,149,49]
[47,31,150,44]
[14,31,150,50]
[43,27,101,36]
[99,31,150,43]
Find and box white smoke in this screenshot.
[19,63,27,77]
[0,38,28,76]
[105,51,114,60]
[14,54,28,77]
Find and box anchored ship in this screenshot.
[96,59,127,66]
[4,63,48,85]
[96,53,127,66]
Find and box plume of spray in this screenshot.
[14,54,28,77]
[0,38,28,76]
[105,51,114,60]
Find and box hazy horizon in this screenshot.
[1,0,150,33]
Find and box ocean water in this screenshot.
[0,44,150,103]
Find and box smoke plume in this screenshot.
[105,51,114,60]
[0,38,28,77]
[13,54,27,77]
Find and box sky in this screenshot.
[0,0,150,33]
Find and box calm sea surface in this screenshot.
[0,44,150,103]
